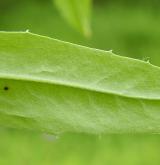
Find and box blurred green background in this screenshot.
[0,0,160,164]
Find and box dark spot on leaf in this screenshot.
[4,86,9,91]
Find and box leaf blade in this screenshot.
[54,0,92,37]
[0,32,160,134]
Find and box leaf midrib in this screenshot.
[0,73,159,101]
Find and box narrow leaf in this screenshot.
[54,0,92,37]
[0,32,160,134]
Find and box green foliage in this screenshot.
[0,1,160,165]
[0,129,160,165]
[0,31,160,134]
[54,0,92,37]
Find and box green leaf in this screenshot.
[0,31,160,134]
[54,0,92,37]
